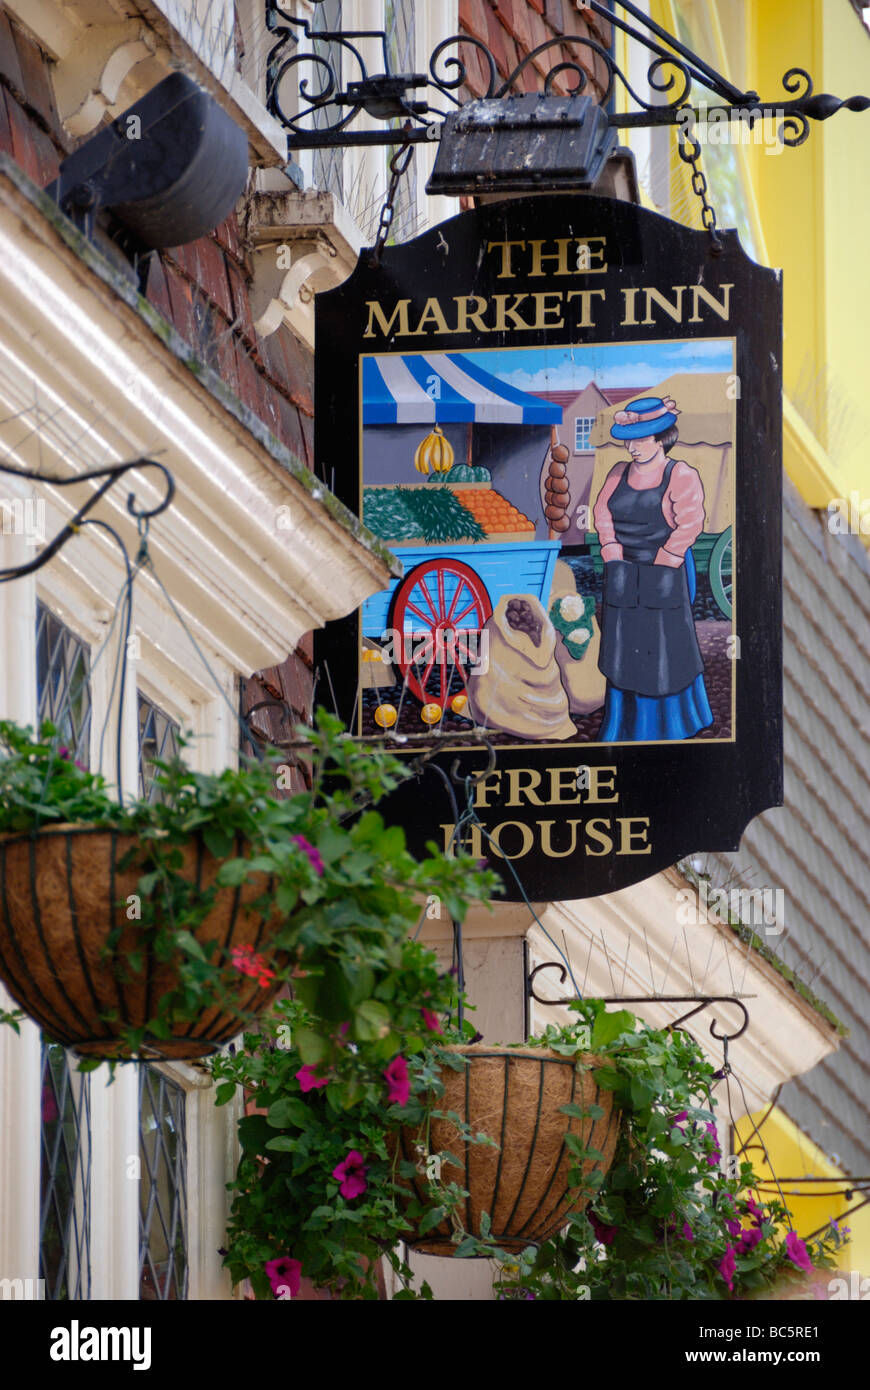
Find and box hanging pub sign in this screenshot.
[314,193,783,901]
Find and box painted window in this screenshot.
[574,416,595,451]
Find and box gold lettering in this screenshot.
[567,289,606,328]
[440,821,485,858]
[531,292,565,329]
[453,295,491,334]
[581,236,608,273]
[585,818,614,856]
[616,817,652,854]
[364,298,411,338]
[620,287,641,326]
[488,821,535,859]
[585,766,619,804]
[547,767,583,805]
[412,297,452,335]
[492,294,533,331]
[505,768,544,807]
[540,819,582,857]
[642,286,687,325]
[473,769,503,809]
[486,239,526,278]
[688,283,734,322]
[528,239,573,277]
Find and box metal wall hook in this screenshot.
[449,735,496,788]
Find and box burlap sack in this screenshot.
[466,594,577,740]
[555,620,606,714]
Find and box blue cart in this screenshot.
[363,539,562,709]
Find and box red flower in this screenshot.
[421,1008,443,1034]
[383,1055,410,1107]
[264,1256,302,1299]
[718,1245,737,1292]
[332,1150,368,1199]
[296,1064,330,1092]
[230,943,276,988]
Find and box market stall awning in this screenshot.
[363,352,563,425]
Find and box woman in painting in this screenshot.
[592,395,714,741]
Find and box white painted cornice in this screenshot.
[0,157,399,676]
[529,870,840,1116]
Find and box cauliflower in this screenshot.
[559,595,585,622]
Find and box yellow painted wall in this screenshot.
[735,1106,870,1280]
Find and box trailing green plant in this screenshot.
[0,714,498,1061]
[210,997,497,1300]
[491,1001,849,1301]
[211,996,849,1302]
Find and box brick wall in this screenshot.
[0,8,314,726]
[457,0,612,101]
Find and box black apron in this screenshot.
[598,459,704,698]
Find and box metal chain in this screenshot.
[368,128,415,268]
[676,106,723,255]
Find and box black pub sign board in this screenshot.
[315,194,783,901]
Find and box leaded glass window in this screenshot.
[35,599,91,760]
[39,1044,92,1299]
[137,693,180,802]
[139,1068,188,1300]
[36,604,93,1300]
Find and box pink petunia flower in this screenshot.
[718,1245,737,1292]
[724,1217,742,1239]
[421,1008,443,1035]
[383,1055,410,1107]
[705,1121,722,1168]
[669,1111,688,1132]
[785,1231,814,1273]
[739,1225,764,1253]
[296,1063,330,1092]
[744,1197,764,1222]
[264,1256,302,1299]
[332,1150,368,1199]
[292,834,324,876]
[682,1222,694,1242]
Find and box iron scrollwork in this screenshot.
[264,0,868,152]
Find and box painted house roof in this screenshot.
[362,353,563,425]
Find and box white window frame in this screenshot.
[574,416,595,452]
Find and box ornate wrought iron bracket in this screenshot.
[265,0,868,152]
[0,458,174,583]
[527,960,751,1044]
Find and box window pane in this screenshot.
[39,1044,92,1300]
[137,693,180,803]
[35,600,91,765]
[139,1068,188,1300]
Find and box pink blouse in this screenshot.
[593,459,707,568]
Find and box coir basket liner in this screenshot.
[0,825,283,1060]
[398,1045,620,1255]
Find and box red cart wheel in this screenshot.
[389,557,492,708]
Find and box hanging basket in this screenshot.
[397,1045,620,1255]
[0,824,285,1060]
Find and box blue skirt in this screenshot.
[596,550,713,742]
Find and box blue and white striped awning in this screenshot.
[362,352,562,426]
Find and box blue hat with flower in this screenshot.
[610,395,680,440]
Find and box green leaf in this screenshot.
[216,858,251,887]
[264,1135,297,1152]
[203,825,235,859]
[295,1027,329,1066]
[267,1097,310,1129]
[353,999,391,1041]
[214,1081,237,1106]
[591,1009,635,1049]
[174,931,206,961]
[417,1206,447,1236]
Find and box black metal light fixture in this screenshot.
[264,0,869,158]
[46,72,248,262]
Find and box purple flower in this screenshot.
[589,1212,618,1246]
[332,1150,368,1200]
[383,1055,410,1107]
[669,1111,688,1133]
[724,1217,742,1239]
[739,1226,764,1253]
[705,1121,722,1168]
[682,1221,694,1242]
[718,1245,737,1292]
[296,1063,330,1092]
[785,1231,814,1273]
[292,834,324,876]
[743,1197,764,1222]
[264,1256,302,1298]
[421,1007,443,1035]
[57,746,70,760]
